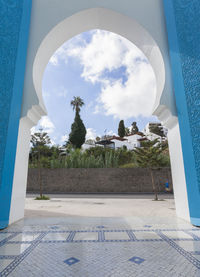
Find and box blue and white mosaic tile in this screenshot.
[1,221,200,276]
[64,257,80,266]
[74,231,98,241]
[129,256,145,264]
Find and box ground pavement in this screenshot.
[1,194,200,276]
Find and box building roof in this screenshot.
[125,132,144,137]
[95,140,115,146]
[107,136,128,141]
[137,137,149,142]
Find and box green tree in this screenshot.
[69,97,86,149]
[131,122,139,134]
[69,111,86,149]
[133,139,167,200]
[70,96,84,113]
[30,129,51,199]
[118,120,125,138]
[31,129,51,147]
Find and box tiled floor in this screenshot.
[1,216,200,276]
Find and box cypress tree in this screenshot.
[118,120,125,138]
[69,111,86,149]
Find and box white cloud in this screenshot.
[49,55,58,66]
[48,29,156,119]
[49,33,86,66]
[30,117,56,146]
[60,134,68,144]
[93,104,102,115]
[65,30,156,119]
[107,130,117,136]
[31,126,37,135]
[98,62,156,119]
[31,116,55,135]
[49,45,68,66]
[86,128,98,140]
[67,30,127,83]
[50,138,56,146]
[86,128,115,140]
[39,116,55,133]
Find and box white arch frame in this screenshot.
[9,7,190,225]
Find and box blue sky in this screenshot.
[33,30,159,145]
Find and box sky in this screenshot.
[32,29,159,145]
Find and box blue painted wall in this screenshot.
[163,0,200,225]
[0,0,32,229]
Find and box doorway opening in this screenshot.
[25,29,173,220]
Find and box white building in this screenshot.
[124,133,144,148]
[111,138,133,150]
[146,132,162,142]
[82,143,96,150]
[82,140,98,150]
[82,125,167,151]
[108,134,145,150]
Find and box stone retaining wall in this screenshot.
[27,168,172,194]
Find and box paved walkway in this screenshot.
[1,194,200,276]
[25,193,175,218]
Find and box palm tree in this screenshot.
[70,96,84,113]
[69,96,86,148]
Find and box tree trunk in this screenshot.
[150,168,158,201]
[38,150,42,198]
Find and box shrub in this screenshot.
[29,143,170,169]
[119,163,137,168]
[35,195,50,200]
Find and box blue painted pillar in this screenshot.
[163,0,200,226]
[0,1,32,229]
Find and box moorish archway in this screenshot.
[0,0,199,229]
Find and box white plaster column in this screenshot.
[167,120,190,222]
[154,104,190,222]
[9,117,32,224]
[9,105,45,224]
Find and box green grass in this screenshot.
[35,195,50,200]
[119,163,137,168]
